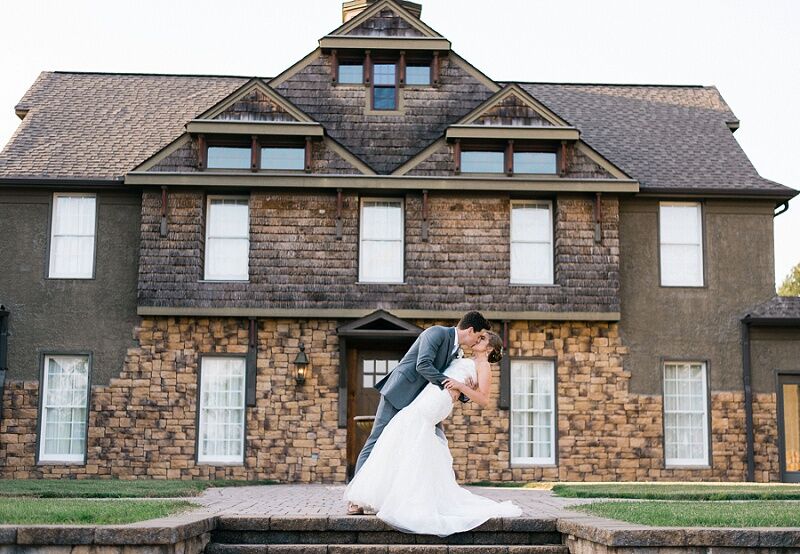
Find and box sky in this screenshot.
[0,0,798,290]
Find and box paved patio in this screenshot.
[184,484,598,519]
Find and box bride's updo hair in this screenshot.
[486,331,504,364]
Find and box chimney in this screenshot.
[342,0,422,23]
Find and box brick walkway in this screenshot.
[182,484,598,519]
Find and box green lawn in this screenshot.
[0,479,278,498]
[572,499,800,527]
[0,498,198,525]
[551,483,800,501]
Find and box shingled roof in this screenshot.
[743,296,800,322]
[0,12,796,200]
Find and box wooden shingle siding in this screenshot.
[472,94,553,126]
[150,141,199,172]
[137,191,620,313]
[276,55,495,174]
[214,88,296,122]
[347,8,426,37]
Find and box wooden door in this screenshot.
[346,349,402,479]
[778,373,800,482]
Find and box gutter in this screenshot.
[0,177,124,187]
[774,201,789,217]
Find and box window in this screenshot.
[39,355,89,463]
[359,199,404,283]
[49,193,96,279]
[406,65,431,86]
[514,152,557,174]
[362,359,399,388]
[663,361,709,466]
[659,202,704,287]
[511,359,556,465]
[198,357,246,464]
[461,151,504,173]
[338,64,363,84]
[372,63,397,110]
[207,146,250,169]
[205,196,250,281]
[510,200,554,284]
[261,147,305,170]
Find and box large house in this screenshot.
[1,0,799,484]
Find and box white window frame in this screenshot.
[48,193,97,279]
[197,357,246,464]
[659,201,704,287]
[510,359,556,465]
[663,361,709,467]
[204,195,250,281]
[358,197,404,284]
[510,199,554,285]
[39,354,90,464]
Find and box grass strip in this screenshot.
[0,479,279,498]
[552,483,800,501]
[572,500,800,527]
[0,498,198,525]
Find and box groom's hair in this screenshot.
[457,311,491,333]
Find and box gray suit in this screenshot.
[354,325,469,475]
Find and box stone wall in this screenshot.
[0,317,784,483]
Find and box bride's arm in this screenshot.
[445,362,491,407]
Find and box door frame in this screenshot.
[776,371,800,483]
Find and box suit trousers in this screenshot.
[354,393,446,477]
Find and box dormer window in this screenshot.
[338,64,364,84]
[454,140,560,176]
[261,146,305,170]
[373,63,397,110]
[207,146,251,169]
[405,65,431,86]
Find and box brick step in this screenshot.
[210,516,563,547]
[206,545,571,553]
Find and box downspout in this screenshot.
[774,201,789,217]
[0,305,9,420]
[740,315,755,482]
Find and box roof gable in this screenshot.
[198,78,312,122]
[337,309,423,337]
[332,0,441,38]
[457,84,569,127]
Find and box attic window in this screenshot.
[455,140,559,176]
[261,147,305,170]
[406,65,431,86]
[338,64,363,84]
[208,146,250,169]
[373,63,397,110]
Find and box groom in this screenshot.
[348,311,492,515]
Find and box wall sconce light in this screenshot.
[294,342,309,385]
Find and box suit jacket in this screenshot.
[374,325,470,410]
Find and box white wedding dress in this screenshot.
[344,357,522,536]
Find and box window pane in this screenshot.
[511,203,553,284]
[49,195,96,279]
[659,203,703,286]
[207,147,250,169]
[406,65,430,85]
[206,198,249,280]
[199,358,246,463]
[373,64,396,85]
[361,201,403,240]
[660,204,702,244]
[514,152,557,174]
[461,151,503,173]
[261,147,305,170]
[41,356,89,462]
[510,360,555,464]
[373,87,396,110]
[338,64,363,84]
[208,198,248,238]
[661,244,703,286]
[663,361,707,465]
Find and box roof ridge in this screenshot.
[51,70,258,79]
[512,81,709,89]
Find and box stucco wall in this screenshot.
[750,326,800,393]
[618,197,777,394]
[0,188,140,384]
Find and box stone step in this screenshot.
[206,545,571,553]
[210,516,563,547]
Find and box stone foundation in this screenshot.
[0,317,785,482]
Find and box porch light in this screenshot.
[294,343,309,385]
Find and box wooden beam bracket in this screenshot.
[432,51,440,87]
[246,318,258,407]
[335,188,343,240]
[453,139,461,175]
[422,189,429,241]
[251,135,259,172]
[197,134,207,171]
[331,49,338,84]
[594,191,603,243]
[160,185,168,237]
[305,137,313,173]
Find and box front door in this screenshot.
[777,373,800,483]
[346,349,402,480]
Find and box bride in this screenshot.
[343,331,522,536]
